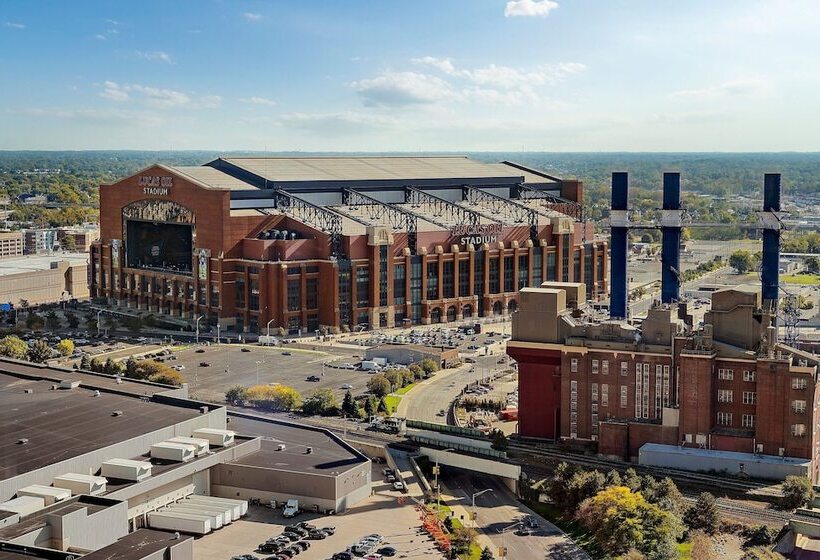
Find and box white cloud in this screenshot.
[4,22,25,29]
[275,111,398,135]
[504,0,559,18]
[94,34,107,41]
[351,71,456,107]
[243,12,262,21]
[241,96,277,107]
[411,56,457,75]
[136,50,173,64]
[11,106,163,127]
[98,81,221,109]
[670,78,770,100]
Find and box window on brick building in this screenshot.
[591,383,598,402]
[742,391,757,405]
[718,368,734,380]
[792,424,807,437]
[792,400,807,414]
[591,360,599,374]
[742,414,755,428]
[635,370,642,418]
[621,361,628,376]
[570,358,578,372]
[287,280,301,312]
[743,370,756,382]
[602,360,609,375]
[601,384,609,406]
[717,412,732,426]
[570,380,578,439]
[306,278,318,310]
[620,385,627,408]
[792,377,808,390]
[718,389,733,403]
[504,256,514,292]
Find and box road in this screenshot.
[444,471,589,560]
[400,350,509,423]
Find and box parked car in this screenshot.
[340,383,352,389]
[393,481,405,491]
[306,375,320,382]
[307,530,326,540]
[331,553,353,560]
[195,348,205,353]
[377,547,397,557]
[241,347,252,352]
[199,361,210,367]
[321,526,336,536]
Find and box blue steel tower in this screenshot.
[609,172,629,319]
[660,172,682,304]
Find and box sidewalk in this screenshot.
[438,484,497,553]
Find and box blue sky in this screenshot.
[1,0,818,151]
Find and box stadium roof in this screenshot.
[208,156,559,187]
[165,165,259,191]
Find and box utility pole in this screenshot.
[195,315,204,344]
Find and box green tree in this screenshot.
[577,486,683,557]
[604,469,622,488]
[409,363,424,380]
[781,475,814,510]
[26,312,44,331]
[383,369,402,391]
[27,339,53,363]
[684,492,721,534]
[79,353,91,369]
[61,234,77,252]
[125,356,137,377]
[567,469,606,510]
[46,311,61,330]
[364,396,376,417]
[419,358,440,375]
[398,368,415,386]
[302,388,339,416]
[480,546,495,560]
[377,398,389,414]
[547,462,578,512]
[103,357,118,375]
[341,390,359,417]
[490,429,509,452]
[622,468,642,492]
[0,335,29,359]
[651,477,684,515]
[729,250,759,274]
[64,312,79,328]
[90,357,103,372]
[806,255,820,274]
[56,339,74,356]
[123,316,143,332]
[366,374,391,398]
[225,385,249,405]
[246,384,301,411]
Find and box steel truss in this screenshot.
[462,186,539,241]
[273,189,368,257]
[342,189,422,254]
[515,185,585,222]
[404,186,501,228]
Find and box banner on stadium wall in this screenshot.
[197,248,210,281]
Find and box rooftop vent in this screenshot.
[17,438,28,445]
[305,447,313,454]
[199,406,209,414]
[115,378,123,384]
[112,410,123,417]
[23,389,33,394]
[59,380,81,390]
[93,390,100,397]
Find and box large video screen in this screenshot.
[126,220,193,275]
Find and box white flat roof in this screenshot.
[640,443,811,466]
[0,252,89,277]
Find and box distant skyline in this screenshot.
[1,0,819,152]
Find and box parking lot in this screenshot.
[350,326,509,355]
[193,464,447,560]
[164,344,372,403]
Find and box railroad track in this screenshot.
[508,442,779,496]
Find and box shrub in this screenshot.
[781,475,814,510]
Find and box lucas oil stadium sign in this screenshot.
[451,223,502,247]
[139,175,173,196]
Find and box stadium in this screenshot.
[91,156,607,334]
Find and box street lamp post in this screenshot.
[470,489,493,527]
[195,315,204,344]
[96,309,103,337]
[434,448,456,512]
[266,318,275,339]
[216,322,221,344]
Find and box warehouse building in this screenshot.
[0,358,370,557]
[90,156,606,334]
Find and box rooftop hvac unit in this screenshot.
[53,473,107,496]
[150,442,197,463]
[168,436,210,456]
[192,428,235,447]
[101,458,152,481]
[16,484,71,506]
[0,496,45,516]
[59,380,81,390]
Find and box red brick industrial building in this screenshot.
[91,157,606,335]
[507,283,820,481]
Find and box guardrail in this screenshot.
[406,419,485,439]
